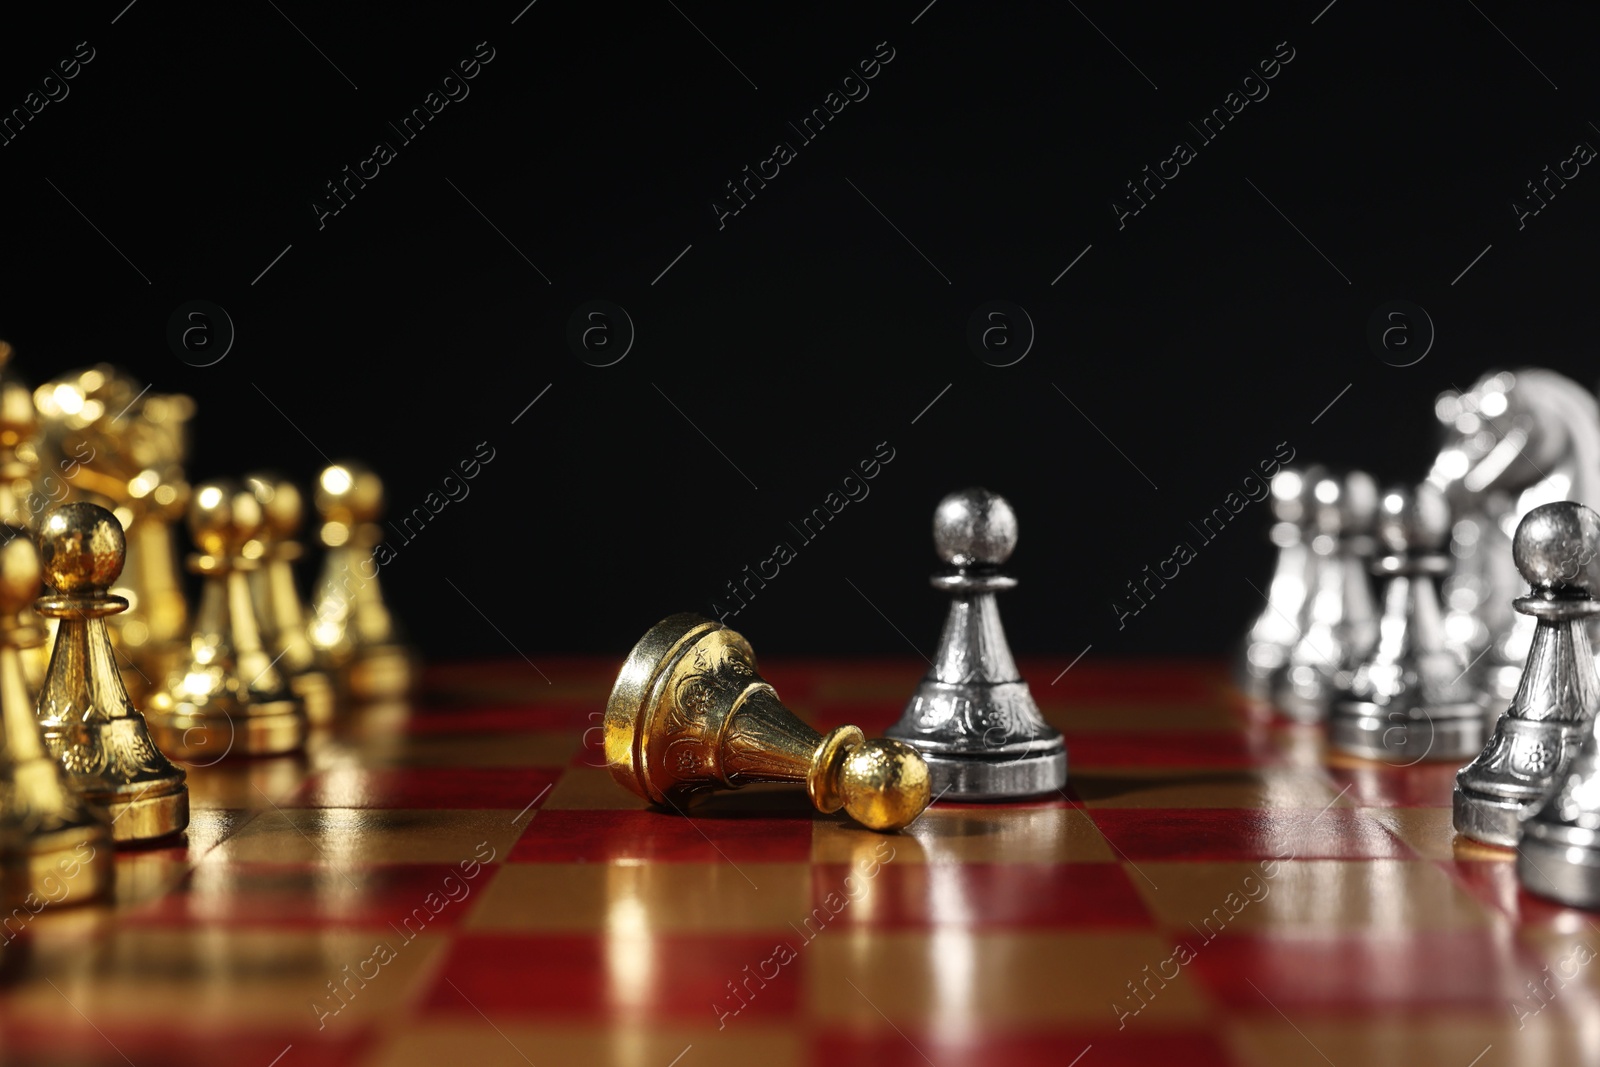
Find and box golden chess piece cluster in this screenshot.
[0,340,416,920]
[13,355,411,724]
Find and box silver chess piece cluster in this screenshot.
[1241,368,1600,736]
[1238,366,1600,908]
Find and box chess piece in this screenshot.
[144,481,308,759]
[245,474,335,726]
[1329,483,1486,762]
[1454,502,1600,847]
[307,462,413,701]
[1238,466,1324,701]
[0,524,112,905]
[884,488,1066,799]
[1427,370,1600,704]
[606,613,932,832]
[1273,470,1380,723]
[33,503,188,842]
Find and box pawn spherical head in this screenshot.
[933,487,1018,566]
[0,378,37,449]
[188,480,264,559]
[316,462,384,525]
[37,503,125,594]
[1270,465,1322,524]
[0,525,42,617]
[245,472,304,542]
[1342,470,1380,533]
[1378,483,1451,555]
[1514,501,1600,594]
[838,738,932,831]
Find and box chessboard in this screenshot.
[0,656,1571,1067]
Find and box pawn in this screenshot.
[307,462,413,701]
[1329,484,1486,762]
[245,474,335,726]
[0,370,50,693]
[607,613,931,831]
[1273,470,1381,722]
[1238,466,1325,701]
[144,481,308,759]
[0,525,112,904]
[1454,502,1600,847]
[33,503,188,842]
[884,488,1067,799]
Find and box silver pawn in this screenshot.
[1237,466,1324,701]
[1329,483,1485,762]
[1273,470,1380,723]
[884,488,1067,799]
[1454,502,1600,847]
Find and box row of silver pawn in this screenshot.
[1241,471,1600,909]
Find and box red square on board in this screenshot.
[1089,808,1414,862]
[1066,731,1259,768]
[1187,930,1545,1011]
[406,701,596,733]
[422,933,802,1023]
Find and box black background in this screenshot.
[3,1,1598,662]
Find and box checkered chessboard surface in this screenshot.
[0,659,1581,1066]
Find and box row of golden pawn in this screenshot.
[0,351,411,716]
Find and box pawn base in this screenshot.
[919,745,1067,801]
[147,698,307,761]
[1273,671,1337,724]
[97,779,188,843]
[1,822,113,906]
[1452,785,1526,848]
[1517,835,1600,908]
[1329,700,1486,762]
[345,645,414,703]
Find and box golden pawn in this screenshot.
[606,614,932,832]
[34,503,188,843]
[0,525,113,905]
[307,462,413,702]
[244,474,335,726]
[145,482,308,759]
[0,370,50,692]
